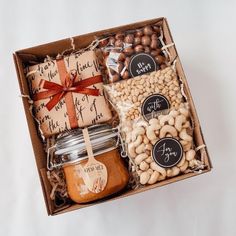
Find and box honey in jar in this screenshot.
[48,124,129,203]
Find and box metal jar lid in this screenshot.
[47,124,119,169]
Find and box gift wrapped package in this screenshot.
[26,50,112,137]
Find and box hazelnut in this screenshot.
[151,33,158,40]
[134,36,141,45]
[124,34,134,44]
[123,47,134,56]
[118,52,126,62]
[115,32,125,40]
[122,70,130,79]
[153,25,160,34]
[109,37,116,45]
[160,64,167,69]
[155,55,165,64]
[150,49,161,57]
[99,39,108,47]
[103,51,109,57]
[110,73,120,82]
[144,46,151,54]
[143,25,153,35]
[135,29,143,37]
[150,39,158,49]
[115,39,123,47]
[141,35,151,46]
[134,45,144,53]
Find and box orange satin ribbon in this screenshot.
[33,59,102,129]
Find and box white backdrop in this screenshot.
[1,0,236,235]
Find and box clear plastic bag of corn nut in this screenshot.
[98,23,169,83]
[121,105,205,186]
[103,66,184,123]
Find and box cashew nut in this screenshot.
[135,143,145,154]
[147,168,154,175]
[128,143,137,158]
[150,162,166,179]
[179,107,189,117]
[140,161,149,171]
[169,110,179,118]
[135,153,149,165]
[189,159,200,168]
[171,166,180,176]
[177,153,186,167]
[133,135,143,147]
[143,135,150,144]
[148,171,160,184]
[167,169,172,177]
[175,114,186,132]
[151,139,158,145]
[140,171,151,185]
[159,115,175,126]
[186,149,196,161]
[145,143,153,151]
[149,118,159,126]
[146,126,158,140]
[145,156,153,163]
[180,161,189,172]
[160,125,178,138]
[136,120,148,128]
[132,127,145,141]
[157,174,166,181]
[183,142,192,152]
[179,129,192,142]
[182,121,191,129]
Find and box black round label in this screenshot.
[152,138,183,168]
[141,94,170,121]
[128,53,158,77]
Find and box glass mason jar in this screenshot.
[47,124,129,204]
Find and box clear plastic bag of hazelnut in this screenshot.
[98,24,168,83]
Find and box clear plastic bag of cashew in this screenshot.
[103,67,205,186]
[121,105,205,186]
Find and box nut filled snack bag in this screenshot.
[103,67,184,122]
[104,67,205,186]
[98,23,170,83]
[26,50,112,138]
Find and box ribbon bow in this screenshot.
[33,72,102,111]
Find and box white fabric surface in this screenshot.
[1,0,236,235]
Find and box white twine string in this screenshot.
[195,144,206,152]
[162,43,175,51]
[171,58,177,71]
[159,27,174,61]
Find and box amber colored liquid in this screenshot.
[63,149,129,203]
